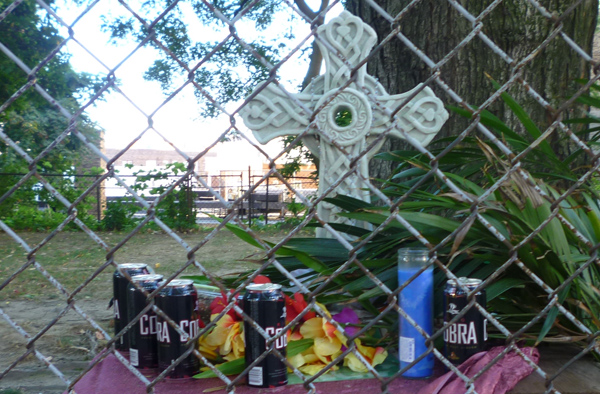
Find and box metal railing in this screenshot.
[0,0,599,393]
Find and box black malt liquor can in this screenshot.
[128,274,164,369]
[113,263,150,351]
[156,279,201,379]
[243,283,287,388]
[443,277,488,365]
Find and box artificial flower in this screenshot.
[331,308,388,373]
[253,275,271,284]
[300,316,343,367]
[285,292,317,324]
[199,312,244,361]
[342,338,388,373]
[333,307,360,337]
[288,346,339,376]
[221,322,245,361]
[209,275,268,318]
[199,276,272,362]
[198,285,388,377]
[209,290,238,319]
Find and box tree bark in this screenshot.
[345,0,598,182]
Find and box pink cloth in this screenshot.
[65,353,432,393]
[66,346,538,393]
[418,347,540,394]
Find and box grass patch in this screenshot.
[0,228,291,301]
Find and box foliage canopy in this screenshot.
[0,0,105,221]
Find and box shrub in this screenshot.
[101,199,139,231]
[130,162,198,232]
[3,205,67,231]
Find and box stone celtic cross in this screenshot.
[241,11,448,238]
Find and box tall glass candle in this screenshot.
[398,248,434,378]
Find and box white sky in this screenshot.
[53,0,343,158]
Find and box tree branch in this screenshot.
[296,0,329,90]
[294,0,317,20]
[301,42,323,90]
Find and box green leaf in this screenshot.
[536,284,571,344]
[287,338,315,356]
[273,246,336,276]
[193,357,245,379]
[562,117,600,125]
[445,172,486,197]
[339,211,460,234]
[479,213,510,240]
[222,221,263,249]
[576,94,600,109]
[573,78,600,90]
[357,285,386,301]
[323,195,372,212]
[485,278,527,301]
[327,222,373,237]
[447,105,525,143]
[455,258,488,279]
[535,201,570,261]
[283,238,349,259]
[488,78,559,163]
[220,218,335,277]
[344,267,396,294]
[587,209,600,244]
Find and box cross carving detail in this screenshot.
[241,11,449,238]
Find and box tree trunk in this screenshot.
[345,0,598,182]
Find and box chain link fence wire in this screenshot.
[1,0,600,393]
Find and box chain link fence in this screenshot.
[1,0,599,393]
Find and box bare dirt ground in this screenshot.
[0,299,111,394]
[0,229,284,393]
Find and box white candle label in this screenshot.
[130,348,139,367]
[400,336,415,363]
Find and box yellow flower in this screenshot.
[342,338,388,373]
[198,313,244,361]
[197,341,218,360]
[288,347,339,376]
[299,317,342,366]
[222,322,244,361]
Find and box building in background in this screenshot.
[102,140,317,204]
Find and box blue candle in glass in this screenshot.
[398,248,434,378]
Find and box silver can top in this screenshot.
[131,274,164,283]
[163,279,194,287]
[117,263,148,269]
[246,283,282,292]
[446,277,482,288]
